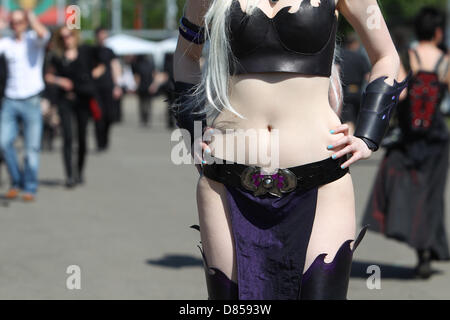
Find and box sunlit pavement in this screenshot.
[0,95,449,300]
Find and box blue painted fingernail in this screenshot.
[202,160,206,165]
[330,130,335,134]
[327,145,334,150]
[332,154,337,160]
[341,165,346,169]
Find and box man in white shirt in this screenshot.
[0,10,50,202]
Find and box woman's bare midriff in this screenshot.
[208,73,344,170]
[199,73,357,278]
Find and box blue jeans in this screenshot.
[0,96,43,194]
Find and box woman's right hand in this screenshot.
[193,127,214,175]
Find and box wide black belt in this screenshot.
[202,155,349,198]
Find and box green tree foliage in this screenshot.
[379,0,446,21]
[121,0,165,29]
[85,0,448,31]
[120,0,185,30]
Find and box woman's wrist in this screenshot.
[357,137,378,152]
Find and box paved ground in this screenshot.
[0,95,449,300]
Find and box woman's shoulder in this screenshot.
[408,46,448,74]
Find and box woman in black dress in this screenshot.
[45,27,96,188]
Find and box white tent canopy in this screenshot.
[104,34,158,56]
[104,34,178,69]
[157,37,178,54]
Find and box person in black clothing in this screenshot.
[338,32,371,135]
[92,27,122,152]
[45,27,96,188]
[131,55,157,127]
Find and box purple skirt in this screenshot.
[226,184,318,299]
[199,155,351,300]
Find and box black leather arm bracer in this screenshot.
[172,81,207,147]
[354,73,411,151]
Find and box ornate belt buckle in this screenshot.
[240,166,298,197]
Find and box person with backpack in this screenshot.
[362,7,450,279]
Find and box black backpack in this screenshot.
[405,50,447,136]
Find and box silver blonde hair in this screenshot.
[180,0,342,121]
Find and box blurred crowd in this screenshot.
[0,9,175,199]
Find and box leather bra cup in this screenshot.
[227,0,338,77]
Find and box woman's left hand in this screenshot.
[328,124,372,169]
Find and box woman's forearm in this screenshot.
[338,0,401,84]
[368,53,401,85]
[173,49,203,84]
[173,0,209,84]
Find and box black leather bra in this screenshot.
[227,0,338,77]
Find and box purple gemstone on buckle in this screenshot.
[271,174,285,189]
[252,173,263,187]
[241,167,298,197]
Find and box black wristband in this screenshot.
[354,72,411,152]
[179,17,206,45]
[181,17,204,34]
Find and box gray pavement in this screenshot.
[0,95,449,300]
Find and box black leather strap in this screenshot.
[203,156,349,194]
[412,49,422,68]
[434,53,446,73]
